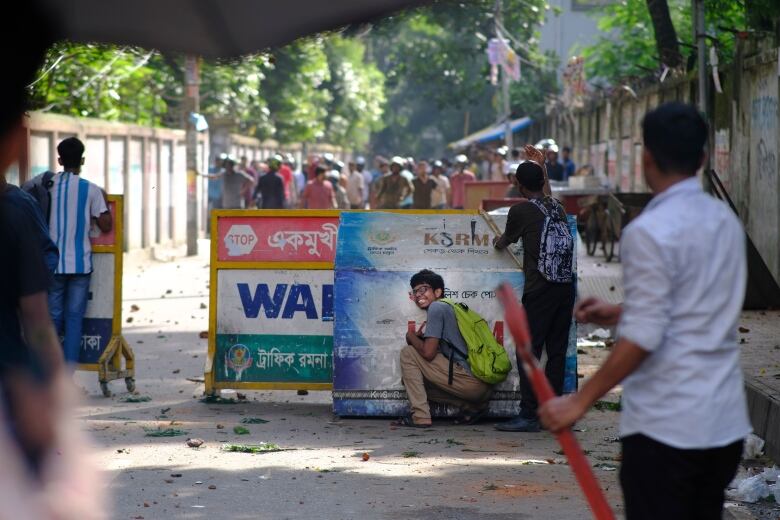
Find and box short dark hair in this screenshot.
[58,137,85,168]
[515,161,545,191]
[642,102,707,175]
[511,148,521,159]
[410,269,444,291]
[315,165,327,175]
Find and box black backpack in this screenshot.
[21,171,55,222]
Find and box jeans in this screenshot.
[49,274,92,364]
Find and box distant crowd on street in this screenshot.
[203,141,582,213]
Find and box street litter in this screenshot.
[577,338,607,349]
[233,426,250,435]
[728,474,772,503]
[199,395,239,405]
[120,395,152,403]
[186,438,204,448]
[144,427,188,437]
[588,328,612,340]
[743,433,765,459]
[241,417,269,424]
[221,443,287,454]
[594,400,621,412]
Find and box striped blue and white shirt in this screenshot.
[48,171,108,274]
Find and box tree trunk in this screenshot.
[645,0,682,68]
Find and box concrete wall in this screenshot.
[533,45,780,285]
[22,112,209,252]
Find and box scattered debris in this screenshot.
[126,317,134,323]
[172,369,180,374]
[130,304,140,312]
[297,390,309,396]
[170,473,182,478]
[199,331,209,339]
[186,438,204,448]
[588,328,612,340]
[483,483,499,491]
[241,417,269,424]
[738,327,750,333]
[186,377,205,384]
[593,400,622,412]
[120,395,152,403]
[728,474,772,503]
[221,443,286,454]
[362,452,370,461]
[233,426,250,435]
[200,303,207,309]
[143,427,188,437]
[518,459,550,465]
[403,451,420,458]
[160,407,171,415]
[199,395,238,405]
[236,392,247,400]
[744,433,765,459]
[446,438,464,446]
[216,424,225,429]
[593,463,618,471]
[208,485,217,490]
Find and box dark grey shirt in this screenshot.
[423,301,473,376]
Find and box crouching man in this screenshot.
[397,270,493,427]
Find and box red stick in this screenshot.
[498,283,615,520]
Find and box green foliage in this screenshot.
[368,0,553,158]
[578,0,747,85]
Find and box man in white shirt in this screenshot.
[430,160,450,209]
[346,160,365,209]
[539,103,750,520]
[47,138,113,364]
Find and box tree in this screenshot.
[645,0,682,68]
[580,0,747,85]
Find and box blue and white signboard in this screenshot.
[334,211,554,417]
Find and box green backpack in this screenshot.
[439,298,512,385]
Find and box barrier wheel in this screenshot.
[125,378,136,393]
[100,381,112,398]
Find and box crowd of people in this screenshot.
[204,141,582,214]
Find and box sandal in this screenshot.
[391,416,432,428]
[453,408,489,426]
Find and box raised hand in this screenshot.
[523,144,545,166]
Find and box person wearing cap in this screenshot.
[330,171,350,210]
[369,157,390,208]
[254,156,285,209]
[545,146,566,182]
[374,156,414,209]
[430,160,451,210]
[449,154,476,209]
[490,147,508,182]
[276,154,295,207]
[300,165,337,209]
[346,159,366,210]
[494,146,573,433]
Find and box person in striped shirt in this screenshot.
[47,137,112,364]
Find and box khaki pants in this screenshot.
[399,345,493,424]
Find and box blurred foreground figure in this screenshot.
[0,3,104,519]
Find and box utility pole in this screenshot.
[693,0,707,115]
[184,55,200,256]
[495,0,513,149]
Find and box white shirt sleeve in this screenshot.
[89,184,108,218]
[616,225,673,353]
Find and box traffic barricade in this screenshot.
[78,195,135,396]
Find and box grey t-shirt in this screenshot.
[424,301,473,376]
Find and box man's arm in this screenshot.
[538,338,649,432]
[405,330,439,361]
[93,188,112,232]
[19,291,64,374]
[493,204,524,250]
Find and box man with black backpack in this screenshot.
[493,158,575,432]
[396,269,506,427]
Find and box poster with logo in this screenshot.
[332,211,578,417]
[215,269,333,383]
[207,210,341,393]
